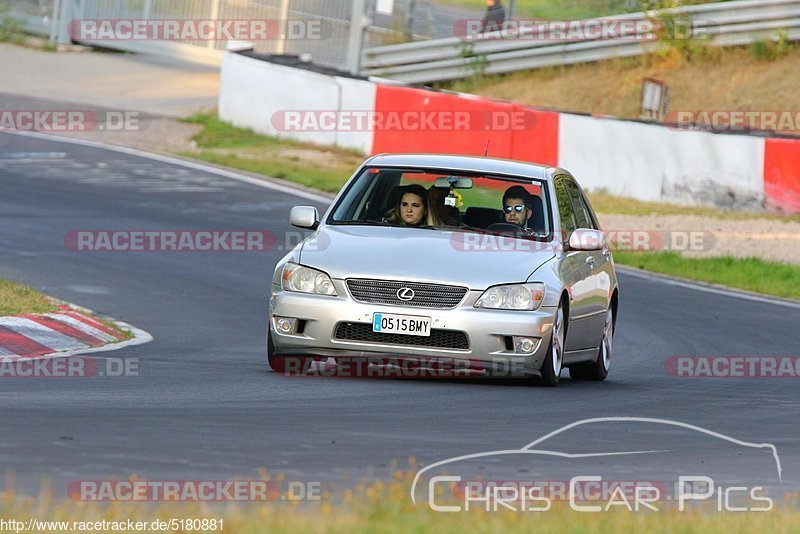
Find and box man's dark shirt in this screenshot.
[481,2,506,33]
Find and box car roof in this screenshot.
[365,154,554,182]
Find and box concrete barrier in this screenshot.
[219,50,800,213]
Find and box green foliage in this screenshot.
[614,252,800,301]
[0,0,26,44]
[749,31,794,61]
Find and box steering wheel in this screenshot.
[487,222,524,233]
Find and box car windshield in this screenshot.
[328,167,552,240]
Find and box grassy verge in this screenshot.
[0,278,132,339]
[2,475,799,533]
[179,113,361,194]
[588,193,800,222]
[434,0,728,20]
[613,252,800,301]
[445,46,800,134]
[0,279,57,316]
[178,113,800,222]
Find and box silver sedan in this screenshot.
[268,154,619,386]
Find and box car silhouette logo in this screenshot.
[397,287,415,301]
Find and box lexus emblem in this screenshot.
[397,287,415,301]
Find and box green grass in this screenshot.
[2,473,799,533]
[0,279,57,316]
[614,252,800,301]
[181,113,800,224]
[587,193,800,222]
[179,113,361,193]
[434,0,730,20]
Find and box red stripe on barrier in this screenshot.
[371,86,510,157]
[509,106,559,167]
[764,138,800,214]
[62,311,125,340]
[0,325,53,358]
[371,85,559,171]
[21,315,104,347]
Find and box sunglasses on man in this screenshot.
[503,204,528,213]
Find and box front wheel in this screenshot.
[267,328,310,374]
[539,303,565,387]
[570,307,613,381]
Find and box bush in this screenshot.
[0,0,26,44]
[749,31,794,61]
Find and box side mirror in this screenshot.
[289,206,319,230]
[568,228,605,251]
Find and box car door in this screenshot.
[554,177,594,352]
[564,178,611,349]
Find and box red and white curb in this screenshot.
[0,302,152,360]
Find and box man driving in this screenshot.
[502,185,533,229]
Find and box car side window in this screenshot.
[565,180,595,230]
[555,179,577,240]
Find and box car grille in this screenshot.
[346,279,468,309]
[334,322,469,350]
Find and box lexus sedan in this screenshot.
[268,154,618,386]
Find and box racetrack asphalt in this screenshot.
[1,129,799,503]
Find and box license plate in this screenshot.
[372,313,431,337]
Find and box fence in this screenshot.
[362,0,800,83]
[5,0,439,69]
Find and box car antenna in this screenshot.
[483,139,491,157]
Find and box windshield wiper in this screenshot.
[331,220,392,227]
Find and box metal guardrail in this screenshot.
[362,0,800,84]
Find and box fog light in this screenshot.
[275,317,298,335]
[513,337,538,354]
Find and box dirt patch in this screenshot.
[599,213,800,265]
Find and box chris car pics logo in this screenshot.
[411,417,780,513]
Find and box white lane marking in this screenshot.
[2,130,334,203]
[617,265,800,310]
[0,317,90,352]
[42,313,117,343]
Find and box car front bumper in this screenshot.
[269,282,557,377]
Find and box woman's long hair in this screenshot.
[386,184,438,226]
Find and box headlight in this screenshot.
[281,263,337,296]
[475,283,544,310]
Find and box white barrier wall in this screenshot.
[218,51,800,211]
[219,52,376,153]
[557,114,766,208]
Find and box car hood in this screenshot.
[299,225,555,290]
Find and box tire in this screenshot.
[569,307,613,381]
[267,328,310,374]
[539,303,565,387]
